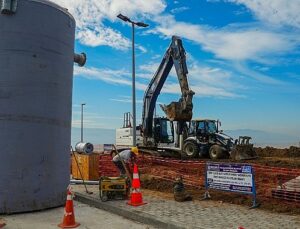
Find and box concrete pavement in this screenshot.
[1,201,152,229]
[72,185,300,229]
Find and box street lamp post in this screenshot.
[117,13,149,147]
[81,103,86,142]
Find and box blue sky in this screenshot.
[52,0,300,145]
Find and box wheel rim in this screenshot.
[210,149,217,158]
[185,144,195,156]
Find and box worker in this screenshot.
[112,147,139,176]
[173,177,192,202]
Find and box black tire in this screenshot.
[100,190,108,202]
[209,145,225,160]
[183,141,199,158]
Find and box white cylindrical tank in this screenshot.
[0,0,78,213]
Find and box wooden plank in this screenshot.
[71,153,100,181]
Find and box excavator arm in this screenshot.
[142,36,195,139]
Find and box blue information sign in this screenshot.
[204,162,259,208]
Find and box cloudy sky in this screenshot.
[51,0,300,144]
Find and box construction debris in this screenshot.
[173,177,192,202]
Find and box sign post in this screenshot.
[204,162,260,208]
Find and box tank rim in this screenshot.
[25,0,75,22]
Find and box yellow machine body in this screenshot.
[99,176,129,201]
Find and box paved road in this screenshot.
[73,185,300,229]
[1,201,152,229]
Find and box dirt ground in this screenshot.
[255,146,300,158]
[251,146,300,168]
[143,146,300,168]
[204,146,300,168]
[141,175,300,215]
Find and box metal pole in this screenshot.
[81,103,85,142]
[132,22,136,147]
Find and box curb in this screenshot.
[74,192,185,229]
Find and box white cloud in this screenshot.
[51,0,166,49]
[138,52,243,97]
[229,0,300,29]
[170,6,189,14]
[72,110,123,128]
[139,61,177,79]
[139,62,160,73]
[110,98,143,104]
[75,61,239,98]
[162,82,238,97]
[77,26,130,49]
[233,62,282,84]
[74,66,148,90]
[151,15,295,61]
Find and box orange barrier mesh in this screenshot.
[99,154,300,204]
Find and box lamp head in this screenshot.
[117,14,130,22]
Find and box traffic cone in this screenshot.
[127,164,147,206]
[0,219,6,228]
[58,188,80,228]
[132,164,141,188]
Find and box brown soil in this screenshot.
[255,146,300,158]
[142,146,300,168]
[141,175,300,215]
[250,146,300,168]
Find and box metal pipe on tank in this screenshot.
[74,52,87,67]
[0,0,18,14]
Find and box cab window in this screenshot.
[207,121,217,133]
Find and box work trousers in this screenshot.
[113,161,126,175]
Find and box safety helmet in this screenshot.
[131,146,139,155]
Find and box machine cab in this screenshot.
[188,119,218,137]
[153,117,174,144]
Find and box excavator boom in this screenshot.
[142,36,194,138]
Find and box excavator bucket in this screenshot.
[160,101,193,121]
[230,136,258,160]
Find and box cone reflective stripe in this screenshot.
[67,194,72,201]
[127,164,146,206]
[132,164,141,189]
[58,188,80,228]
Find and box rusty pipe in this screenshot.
[74,52,87,67]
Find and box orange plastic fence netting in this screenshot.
[99,153,300,204]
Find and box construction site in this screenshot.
[1,0,300,228]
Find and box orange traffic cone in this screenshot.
[127,164,147,206]
[132,164,141,188]
[58,188,80,228]
[0,219,6,228]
